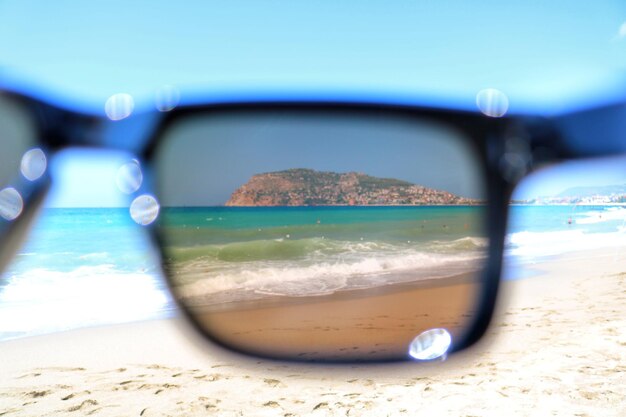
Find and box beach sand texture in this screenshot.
[0,249,624,416]
[189,273,478,361]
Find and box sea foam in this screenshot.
[0,265,173,341]
[174,241,484,304]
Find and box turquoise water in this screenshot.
[506,205,626,259]
[1,204,625,340]
[8,208,157,273]
[0,208,173,341]
[159,206,486,303]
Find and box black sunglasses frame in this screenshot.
[145,102,520,362]
[0,89,622,363]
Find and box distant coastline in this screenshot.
[510,202,626,207]
[518,183,626,205]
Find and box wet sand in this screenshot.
[188,273,479,361]
[0,248,624,416]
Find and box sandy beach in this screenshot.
[188,272,478,362]
[1,248,625,416]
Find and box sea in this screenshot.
[1,205,625,341]
[160,206,485,306]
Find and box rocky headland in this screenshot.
[225,169,479,206]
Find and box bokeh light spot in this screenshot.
[116,160,143,194]
[155,85,180,112]
[408,328,452,361]
[0,187,24,221]
[20,148,47,181]
[130,194,160,226]
[476,88,509,117]
[105,93,134,121]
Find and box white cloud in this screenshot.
[618,22,626,38]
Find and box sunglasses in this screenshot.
[1,88,624,363]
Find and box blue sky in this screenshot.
[45,149,131,208]
[156,113,484,205]
[0,1,625,206]
[1,1,624,113]
[513,155,626,200]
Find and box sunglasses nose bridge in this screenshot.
[32,103,160,164]
[484,117,566,192]
[28,101,100,152]
[97,111,164,157]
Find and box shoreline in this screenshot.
[1,246,624,415]
[187,271,479,361]
[179,269,479,312]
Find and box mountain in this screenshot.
[225,169,479,206]
[557,184,626,198]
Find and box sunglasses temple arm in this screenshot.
[552,102,626,159]
[0,183,49,277]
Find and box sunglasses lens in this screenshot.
[0,96,39,191]
[153,109,488,361]
[0,96,42,272]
